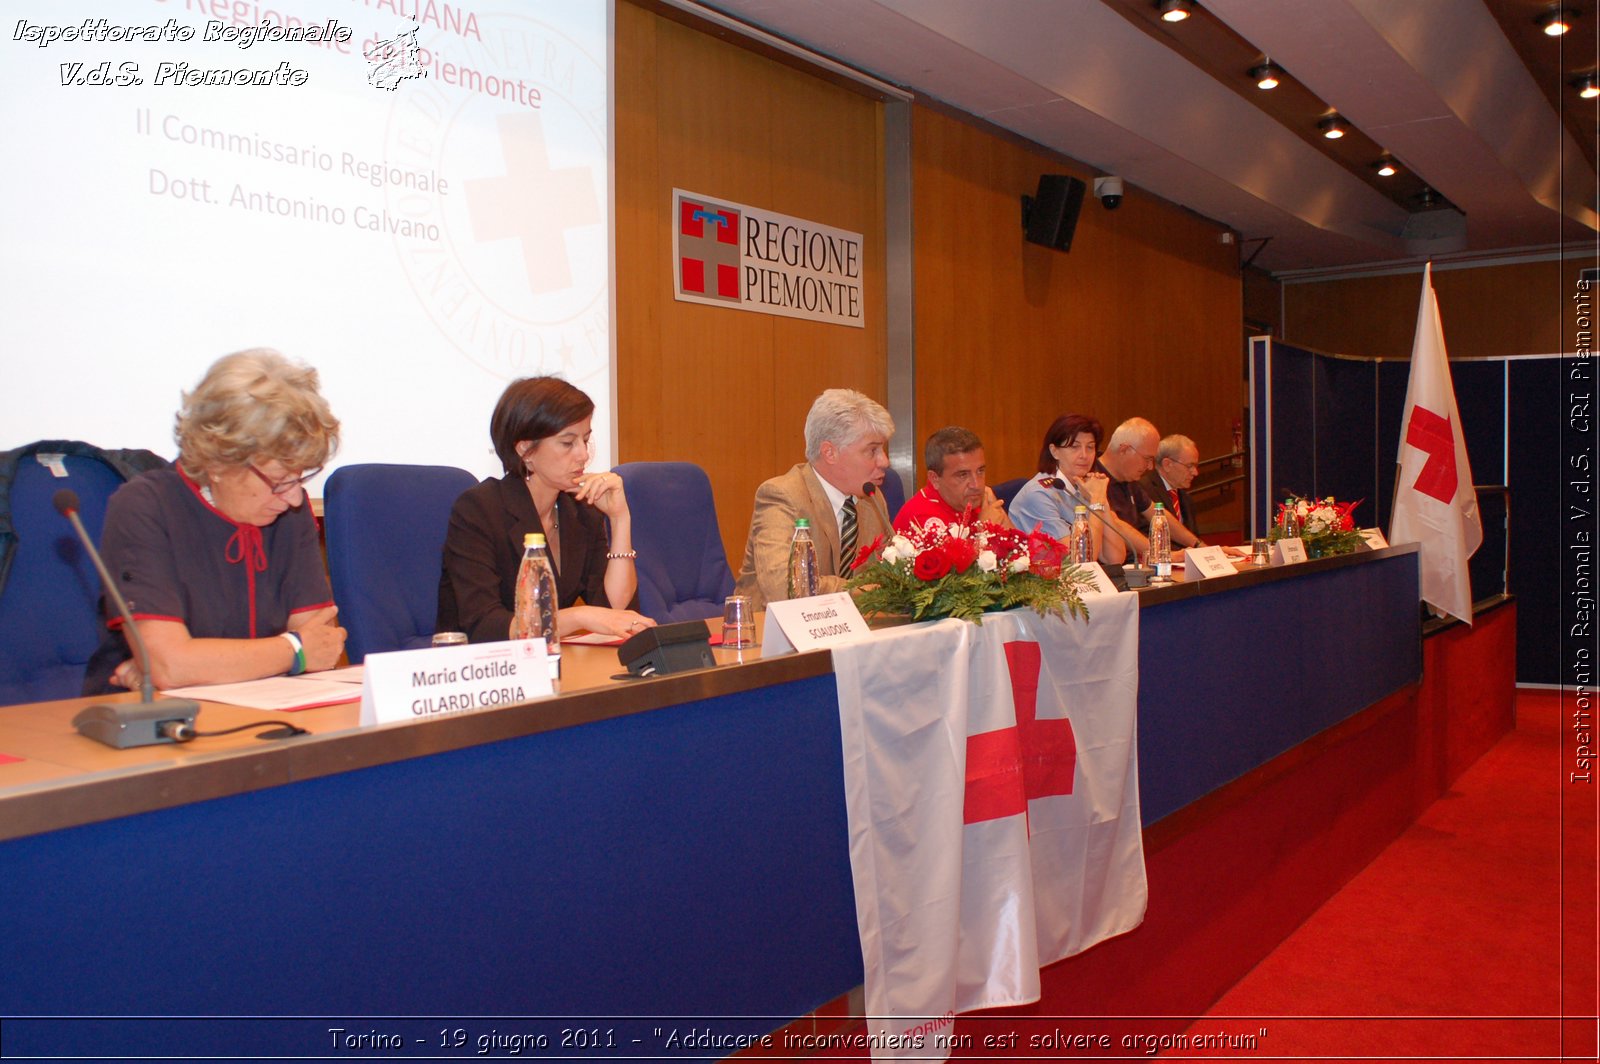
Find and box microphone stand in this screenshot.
[55,489,200,748]
[1039,477,1153,589]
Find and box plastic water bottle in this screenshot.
[513,532,561,676]
[1149,502,1173,584]
[1070,505,1095,564]
[787,518,818,600]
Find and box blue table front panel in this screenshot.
[0,674,861,1033]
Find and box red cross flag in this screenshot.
[1390,263,1483,625]
[831,599,1146,1062]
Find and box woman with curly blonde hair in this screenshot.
[84,350,347,693]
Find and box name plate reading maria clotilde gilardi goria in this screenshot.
[359,640,553,726]
[763,592,873,656]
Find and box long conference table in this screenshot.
[0,546,1423,1059]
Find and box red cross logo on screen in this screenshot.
[1405,405,1458,504]
[963,641,1076,826]
[465,113,599,295]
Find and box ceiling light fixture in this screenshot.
[1537,7,1575,36]
[1576,73,1600,99]
[1249,63,1280,90]
[1158,0,1193,24]
[1318,116,1347,140]
[1373,159,1399,177]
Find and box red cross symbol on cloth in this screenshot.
[465,113,600,295]
[1405,405,1458,504]
[963,641,1076,825]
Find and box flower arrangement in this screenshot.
[1270,495,1365,557]
[846,518,1092,624]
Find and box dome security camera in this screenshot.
[1093,176,1124,210]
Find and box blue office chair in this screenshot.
[879,472,906,524]
[324,463,478,663]
[0,443,166,705]
[613,462,735,623]
[994,476,1030,511]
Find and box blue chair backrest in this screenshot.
[880,472,906,524]
[613,462,735,623]
[995,476,1030,511]
[0,451,130,704]
[324,463,477,663]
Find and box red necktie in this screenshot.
[1168,489,1181,521]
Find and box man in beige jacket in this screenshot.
[734,389,895,611]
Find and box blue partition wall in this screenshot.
[1251,336,1558,683]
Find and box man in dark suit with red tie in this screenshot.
[1140,433,1206,545]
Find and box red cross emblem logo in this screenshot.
[1405,406,1458,504]
[963,641,1077,825]
[678,197,742,302]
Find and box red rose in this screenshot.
[851,534,884,572]
[1026,529,1066,580]
[940,535,978,574]
[913,548,952,581]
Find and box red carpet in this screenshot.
[1181,689,1598,1062]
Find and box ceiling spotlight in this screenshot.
[1537,7,1575,35]
[1250,63,1280,90]
[1318,116,1347,140]
[1159,0,1193,24]
[1576,73,1600,99]
[1374,159,1399,177]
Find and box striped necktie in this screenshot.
[1167,489,1181,521]
[840,496,858,566]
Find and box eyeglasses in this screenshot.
[1166,459,1200,472]
[247,463,320,496]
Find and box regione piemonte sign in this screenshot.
[672,189,865,328]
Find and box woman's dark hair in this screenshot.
[1034,413,1104,475]
[490,376,596,476]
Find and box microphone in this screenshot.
[860,481,877,496]
[54,489,199,748]
[1039,477,1152,588]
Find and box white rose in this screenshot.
[891,534,915,556]
[882,544,901,564]
[978,550,997,573]
[1008,555,1029,573]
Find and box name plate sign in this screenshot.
[1075,562,1123,597]
[763,592,872,656]
[359,639,554,726]
[1359,528,1390,550]
[1185,546,1239,579]
[1272,537,1309,565]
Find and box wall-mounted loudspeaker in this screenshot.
[1022,174,1087,252]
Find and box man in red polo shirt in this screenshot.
[894,426,1012,534]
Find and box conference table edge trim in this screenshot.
[1133,541,1419,605]
[0,650,835,844]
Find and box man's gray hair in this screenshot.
[805,388,894,462]
[1158,434,1197,463]
[924,426,983,474]
[1107,416,1158,453]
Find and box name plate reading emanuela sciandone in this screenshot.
[763,592,873,655]
[359,640,554,726]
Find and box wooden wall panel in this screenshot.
[910,107,1244,492]
[614,3,886,565]
[1282,259,1587,360]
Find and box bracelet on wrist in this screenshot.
[606,550,637,561]
[280,631,306,676]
